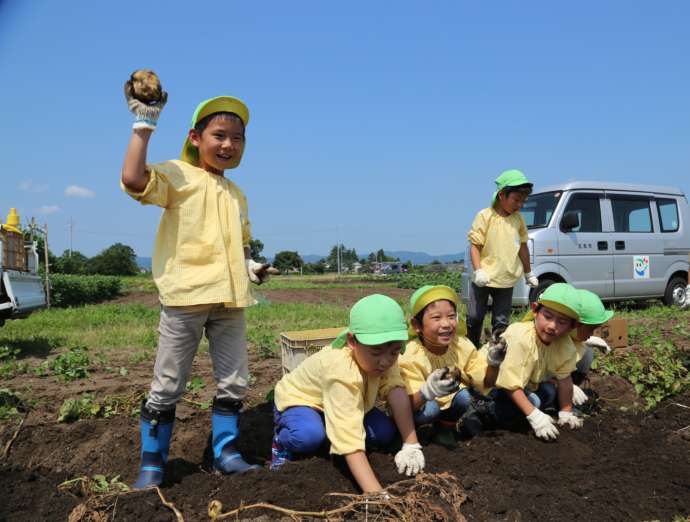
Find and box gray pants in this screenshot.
[466,284,513,348]
[146,303,249,411]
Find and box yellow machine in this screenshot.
[0,208,47,326]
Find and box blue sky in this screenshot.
[2,1,689,259]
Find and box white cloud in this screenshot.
[38,205,60,215]
[19,180,49,192]
[65,185,96,198]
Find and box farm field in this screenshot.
[1,276,689,521]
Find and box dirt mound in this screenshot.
[2,386,689,521]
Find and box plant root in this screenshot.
[208,471,467,521]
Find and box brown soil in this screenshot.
[1,289,689,521]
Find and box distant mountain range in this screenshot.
[281,250,465,265]
[136,251,465,270]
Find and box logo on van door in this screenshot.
[633,256,650,279]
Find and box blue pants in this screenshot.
[466,284,514,348]
[490,383,556,426]
[573,346,594,385]
[273,405,396,455]
[413,388,473,425]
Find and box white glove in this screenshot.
[473,269,490,287]
[394,442,425,476]
[681,284,690,310]
[124,74,167,130]
[526,408,559,440]
[419,368,460,401]
[584,335,611,355]
[245,259,278,285]
[572,384,588,406]
[557,410,584,429]
[524,271,539,288]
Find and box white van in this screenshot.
[461,181,690,307]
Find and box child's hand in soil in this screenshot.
[557,410,583,429]
[394,443,425,476]
[526,408,559,440]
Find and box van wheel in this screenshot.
[529,278,557,304]
[663,276,687,307]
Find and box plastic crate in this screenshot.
[279,327,344,374]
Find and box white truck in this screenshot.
[0,208,47,327]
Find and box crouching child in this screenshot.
[484,283,583,440]
[271,294,425,493]
[399,285,497,448]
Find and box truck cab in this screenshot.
[462,182,690,307]
[0,208,47,327]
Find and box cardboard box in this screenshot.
[593,318,628,348]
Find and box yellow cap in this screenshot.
[181,96,250,166]
[3,208,21,234]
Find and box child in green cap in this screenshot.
[466,169,537,347]
[567,289,614,406]
[482,283,583,440]
[121,75,277,488]
[271,294,425,493]
[398,285,498,448]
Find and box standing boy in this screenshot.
[121,72,275,488]
[466,169,538,347]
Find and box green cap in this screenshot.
[181,95,250,166]
[537,283,581,320]
[408,285,466,337]
[576,289,614,325]
[491,169,533,205]
[332,294,408,348]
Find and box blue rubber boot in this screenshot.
[134,401,175,489]
[211,398,260,474]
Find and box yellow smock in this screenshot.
[399,336,490,408]
[121,160,254,307]
[489,321,578,391]
[467,207,529,288]
[274,345,405,455]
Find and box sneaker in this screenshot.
[270,433,293,470]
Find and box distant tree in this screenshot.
[88,243,139,276]
[303,260,325,274]
[249,238,267,263]
[273,251,303,272]
[327,244,359,270]
[371,249,398,262]
[431,259,442,265]
[55,250,89,274]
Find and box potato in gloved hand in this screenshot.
[124,69,168,130]
[485,326,507,367]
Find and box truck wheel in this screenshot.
[662,276,687,307]
[529,278,557,304]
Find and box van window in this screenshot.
[610,196,653,232]
[563,193,602,232]
[657,198,679,232]
[523,191,561,229]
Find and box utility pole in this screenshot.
[68,217,73,257]
[43,223,51,308]
[336,227,341,277]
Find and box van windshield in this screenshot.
[522,191,561,229]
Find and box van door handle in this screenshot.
[615,241,626,250]
[597,241,608,251]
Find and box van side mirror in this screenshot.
[560,211,580,231]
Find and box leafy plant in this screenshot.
[59,474,130,495]
[594,341,690,409]
[0,388,27,420]
[58,392,143,422]
[186,376,205,393]
[49,274,122,307]
[48,346,90,381]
